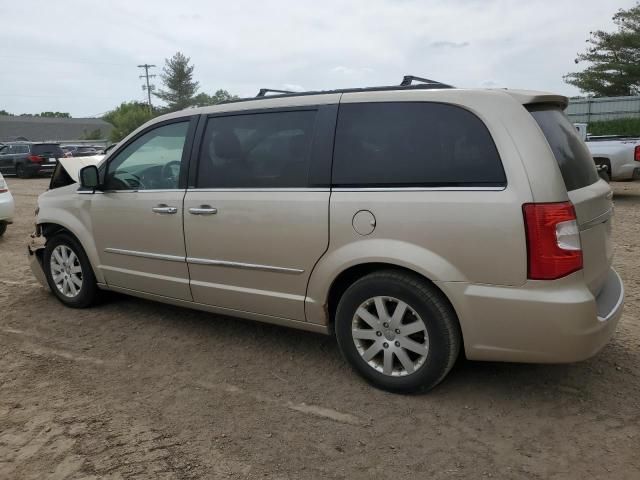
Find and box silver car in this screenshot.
[28,79,624,392]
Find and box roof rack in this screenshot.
[221,75,455,105]
[400,75,454,88]
[256,88,295,97]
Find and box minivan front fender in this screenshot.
[37,205,104,284]
[304,239,466,326]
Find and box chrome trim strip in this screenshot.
[332,186,506,192]
[187,188,330,192]
[104,248,185,263]
[187,257,304,274]
[78,189,185,195]
[580,208,613,231]
[597,269,625,322]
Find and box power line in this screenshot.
[138,64,156,113]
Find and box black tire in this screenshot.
[43,233,98,308]
[335,270,461,393]
[16,163,31,179]
[0,223,6,237]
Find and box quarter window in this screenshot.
[196,110,317,188]
[332,102,506,187]
[105,121,189,191]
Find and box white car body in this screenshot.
[0,172,15,225]
[586,137,640,181]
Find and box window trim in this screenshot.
[99,116,198,192]
[187,105,337,189]
[330,101,507,189]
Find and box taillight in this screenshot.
[523,202,583,280]
[634,145,640,162]
[28,155,44,163]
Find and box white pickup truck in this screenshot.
[586,136,640,181]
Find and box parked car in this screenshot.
[61,145,101,158]
[0,172,15,236]
[0,142,63,178]
[586,135,640,181]
[27,79,624,393]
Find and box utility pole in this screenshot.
[137,64,156,113]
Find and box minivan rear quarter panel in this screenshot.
[305,90,538,326]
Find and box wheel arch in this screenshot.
[319,262,463,343]
[37,219,104,284]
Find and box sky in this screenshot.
[0,0,636,117]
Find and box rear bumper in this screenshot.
[23,161,57,175]
[441,268,624,363]
[612,163,640,181]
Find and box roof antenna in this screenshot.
[400,75,454,88]
[256,88,295,97]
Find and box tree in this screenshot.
[103,102,154,142]
[154,52,199,111]
[38,112,71,118]
[81,128,103,140]
[565,3,640,96]
[0,110,13,116]
[192,89,239,107]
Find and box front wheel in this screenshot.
[43,234,98,308]
[335,270,461,393]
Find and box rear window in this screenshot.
[332,102,506,187]
[32,144,64,157]
[528,107,599,191]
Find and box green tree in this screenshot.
[565,3,640,96]
[154,52,199,111]
[103,102,154,142]
[192,89,239,107]
[38,111,71,118]
[81,128,103,140]
[0,109,13,116]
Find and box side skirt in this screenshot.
[97,283,330,335]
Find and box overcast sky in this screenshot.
[0,0,636,117]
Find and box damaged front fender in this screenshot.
[27,232,49,290]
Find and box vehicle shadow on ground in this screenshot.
[97,290,636,405]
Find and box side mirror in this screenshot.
[79,165,100,190]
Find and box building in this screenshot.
[0,116,113,143]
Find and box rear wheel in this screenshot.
[43,234,98,308]
[0,223,7,237]
[16,163,30,179]
[335,270,461,393]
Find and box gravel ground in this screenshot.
[0,177,639,480]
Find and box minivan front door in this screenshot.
[90,119,196,301]
[183,106,337,320]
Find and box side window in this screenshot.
[332,102,506,187]
[105,121,189,191]
[196,110,317,188]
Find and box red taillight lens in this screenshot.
[523,202,583,280]
[28,155,44,163]
[634,145,640,162]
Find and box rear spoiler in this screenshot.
[502,90,568,110]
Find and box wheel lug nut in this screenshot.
[395,341,400,347]
[383,322,389,328]
[383,342,389,348]
[376,331,382,337]
[395,329,401,334]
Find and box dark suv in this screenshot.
[0,142,63,178]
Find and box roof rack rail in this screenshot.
[257,88,295,97]
[400,75,454,88]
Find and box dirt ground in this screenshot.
[0,177,638,480]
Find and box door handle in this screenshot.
[189,206,217,215]
[152,204,178,214]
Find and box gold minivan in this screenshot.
[28,78,624,392]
